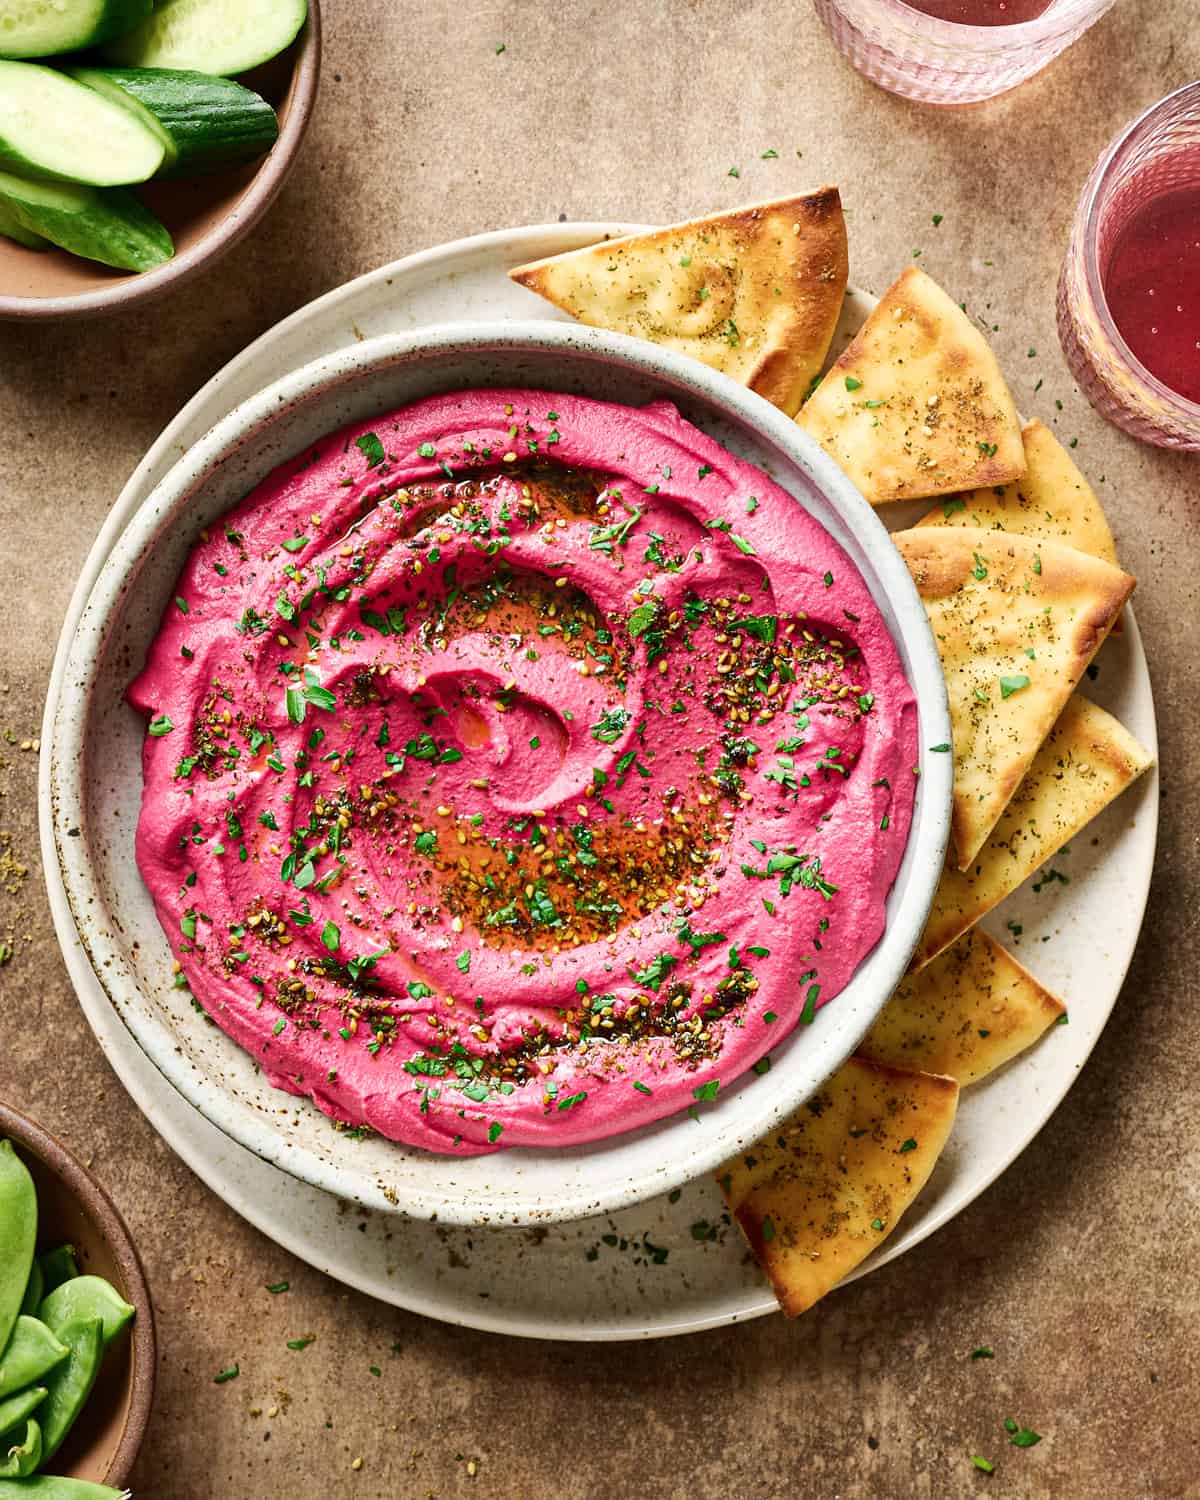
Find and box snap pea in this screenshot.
[0,1140,37,1355]
[0,1386,46,1436]
[18,1258,44,1318]
[0,1318,68,1399]
[32,1317,102,1467]
[0,1418,41,1478]
[36,1247,79,1298]
[0,1479,129,1498]
[38,1278,133,1351]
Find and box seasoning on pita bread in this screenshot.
[894,526,1135,869]
[917,418,1120,566]
[508,189,848,416]
[796,265,1025,504]
[718,1056,959,1317]
[859,928,1065,1085]
[912,694,1154,971]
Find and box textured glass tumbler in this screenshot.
[1058,81,1200,451]
[812,0,1117,105]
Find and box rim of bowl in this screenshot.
[50,319,953,1224]
[1080,77,1200,427]
[0,0,322,323]
[856,0,1114,40]
[0,1099,156,1487]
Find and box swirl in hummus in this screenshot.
[130,390,918,1154]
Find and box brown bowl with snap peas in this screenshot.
[0,1102,155,1497]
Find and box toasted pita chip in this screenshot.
[894,526,1134,868]
[718,1056,958,1317]
[912,694,1153,970]
[796,265,1025,504]
[917,419,1119,565]
[508,190,848,416]
[859,928,1065,1085]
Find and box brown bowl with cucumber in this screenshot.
[0,1100,155,1494]
[0,0,321,321]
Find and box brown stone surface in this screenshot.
[1,4,1198,1495]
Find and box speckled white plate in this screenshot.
[40,224,1158,1337]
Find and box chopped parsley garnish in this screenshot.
[355,432,385,467]
[632,952,677,991]
[627,597,661,638]
[590,706,630,744]
[676,919,727,956]
[589,505,643,556]
[741,848,838,900]
[729,613,777,644]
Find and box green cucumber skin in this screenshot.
[103,0,308,77]
[0,193,46,247]
[0,168,172,271]
[0,0,153,59]
[73,66,278,176]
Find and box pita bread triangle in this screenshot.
[917,418,1120,566]
[912,694,1153,971]
[859,927,1065,1085]
[893,525,1135,868]
[796,265,1025,504]
[717,1056,958,1317]
[508,189,848,417]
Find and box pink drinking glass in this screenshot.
[812,0,1117,105]
[1058,81,1200,451]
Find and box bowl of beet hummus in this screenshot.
[48,322,952,1224]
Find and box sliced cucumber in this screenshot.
[0,194,46,247]
[103,0,307,77]
[0,60,164,184]
[72,66,278,176]
[0,0,152,59]
[0,167,173,270]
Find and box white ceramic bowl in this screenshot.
[49,321,952,1225]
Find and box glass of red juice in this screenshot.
[812,0,1116,105]
[1059,81,1200,451]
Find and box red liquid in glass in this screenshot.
[1105,187,1200,405]
[902,0,1053,21]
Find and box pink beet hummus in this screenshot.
[130,389,918,1154]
